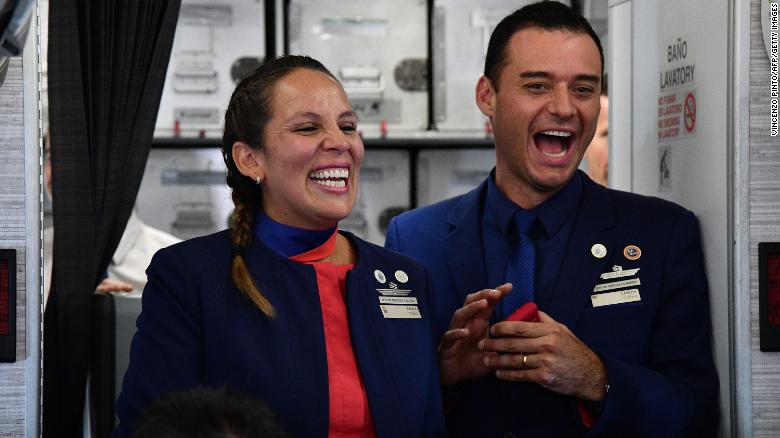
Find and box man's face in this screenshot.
[477,28,602,208]
[584,95,609,186]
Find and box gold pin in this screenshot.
[623,245,641,260]
[591,243,607,259]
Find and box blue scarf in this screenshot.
[254,211,337,258]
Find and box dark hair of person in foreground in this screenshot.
[132,386,290,438]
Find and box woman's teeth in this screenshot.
[314,179,346,188]
[309,168,349,188]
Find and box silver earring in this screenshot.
[255,175,263,185]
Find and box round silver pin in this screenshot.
[374,269,386,283]
[394,270,409,283]
[591,243,607,259]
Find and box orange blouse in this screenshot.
[290,233,376,438]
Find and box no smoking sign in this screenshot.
[684,92,696,133]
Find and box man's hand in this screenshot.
[95,278,134,293]
[438,283,512,386]
[480,310,609,401]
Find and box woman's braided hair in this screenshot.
[221,55,337,317]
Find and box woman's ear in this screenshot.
[232,141,265,181]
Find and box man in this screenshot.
[584,85,609,186]
[385,2,719,436]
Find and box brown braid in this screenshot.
[221,55,337,317]
[229,190,275,317]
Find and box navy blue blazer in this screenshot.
[114,230,446,438]
[386,171,719,437]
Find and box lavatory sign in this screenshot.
[657,35,697,143]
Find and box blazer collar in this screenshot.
[443,181,491,298]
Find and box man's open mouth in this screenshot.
[534,130,573,158]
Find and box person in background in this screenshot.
[583,80,609,186]
[114,55,446,438]
[386,1,719,436]
[132,387,289,438]
[42,133,180,305]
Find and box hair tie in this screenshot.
[232,244,245,257]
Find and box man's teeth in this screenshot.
[543,150,567,158]
[538,130,572,157]
[540,130,572,138]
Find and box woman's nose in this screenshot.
[321,127,351,152]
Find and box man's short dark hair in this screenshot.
[484,1,604,90]
[132,387,289,438]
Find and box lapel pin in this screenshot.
[623,245,642,260]
[591,243,607,259]
[600,265,640,279]
[394,270,409,283]
[374,269,386,283]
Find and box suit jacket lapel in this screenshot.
[443,182,490,300]
[544,177,616,330]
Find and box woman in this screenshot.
[114,56,446,437]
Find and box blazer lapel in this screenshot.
[443,183,490,300]
[544,178,617,330]
[344,237,425,438]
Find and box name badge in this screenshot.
[593,278,641,293]
[591,289,641,307]
[380,305,421,319]
[379,296,418,305]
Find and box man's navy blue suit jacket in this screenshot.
[386,171,719,437]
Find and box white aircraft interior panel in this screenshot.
[287,0,428,137]
[135,148,233,240]
[416,149,495,207]
[629,0,730,434]
[342,150,410,246]
[432,0,542,133]
[155,0,265,139]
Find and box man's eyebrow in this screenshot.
[518,71,551,79]
[518,71,601,84]
[573,74,601,83]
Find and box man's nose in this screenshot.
[547,85,575,119]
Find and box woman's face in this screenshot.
[256,68,364,230]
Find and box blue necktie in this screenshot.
[502,211,537,319]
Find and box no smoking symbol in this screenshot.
[684,92,696,133]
